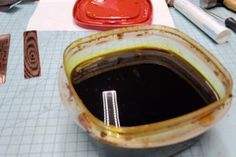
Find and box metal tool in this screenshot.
[206,11,236,33]
[167,0,231,44]
[200,0,236,12]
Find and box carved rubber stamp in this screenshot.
[24,31,41,79]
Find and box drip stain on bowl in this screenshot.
[71,49,217,127]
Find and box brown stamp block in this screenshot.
[0,34,10,84]
[24,31,41,79]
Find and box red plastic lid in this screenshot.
[73,0,153,30]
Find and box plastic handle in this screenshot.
[223,0,236,12]
[225,17,236,33]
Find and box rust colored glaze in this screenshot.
[78,113,92,133]
[136,33,144,37]
[0,34,10,84]
[117,33,124,40]
[100,131,107,138]
[24,31,41,79]
[214,70,219,76]
[65,83,73,102]
[199,114,215,126]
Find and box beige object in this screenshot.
[224,0,236,12]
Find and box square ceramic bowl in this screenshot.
[59,25,233,148]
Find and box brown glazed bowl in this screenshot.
[59,25,233,148]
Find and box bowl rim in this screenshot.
[62,25,233,135]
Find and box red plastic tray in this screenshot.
[73,0,153,30]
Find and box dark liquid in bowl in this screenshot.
[72,51,217,126]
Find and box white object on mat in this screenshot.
[27,0,175,31]
[172,0,231,44]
